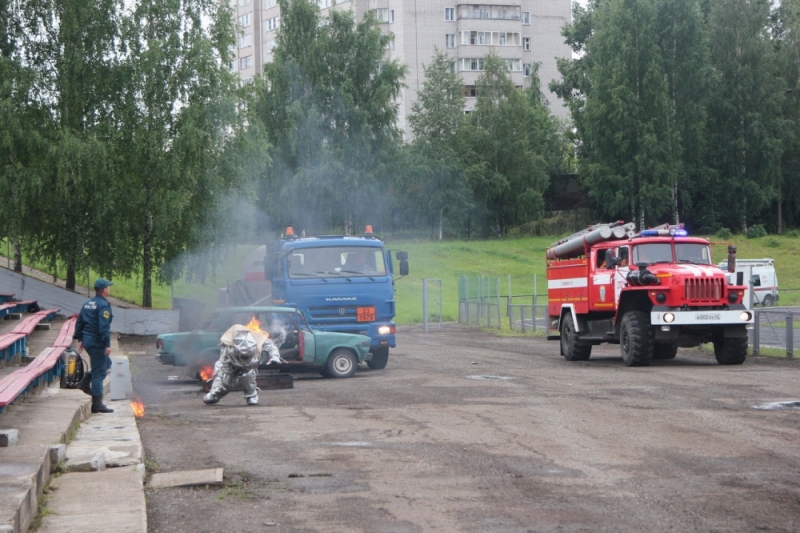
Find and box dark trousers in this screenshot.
[86,346,110,396]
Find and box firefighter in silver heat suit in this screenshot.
[202,324,283,406]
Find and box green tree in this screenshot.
[254,0,406,235]
[705,0,783,232]
[113,0,250,307]
[407,49,473,240]
[466,52,559,236]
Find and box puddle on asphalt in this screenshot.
[467,375,516,381]
[752,401,800,410]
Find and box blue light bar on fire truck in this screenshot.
[640,227,688,237]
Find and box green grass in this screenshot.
[5,232,800,325]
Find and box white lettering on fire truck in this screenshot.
[547,278,589,289]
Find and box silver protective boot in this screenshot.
[245,393,259,406]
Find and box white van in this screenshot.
[717,258,779,307]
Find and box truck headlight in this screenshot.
[377,325,394,335]
[740,311,752,321]
[663,313,675,323]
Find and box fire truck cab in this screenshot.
[547,222,753,366]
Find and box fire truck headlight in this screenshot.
[728,292,739,304]
[740,311,752,322]
[377,325,394,335]
[655,293,667,304]
[663,313,675,323]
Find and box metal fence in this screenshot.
[457,275,547,331]
[752,307,798,358]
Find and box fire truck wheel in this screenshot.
[713,337,747,365]
[367,347,389,369]
[324,349,358,378]
[560,314,592,361]
[652,342,678,360]
[620,311,654,367]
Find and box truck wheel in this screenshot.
[652,342,678,360]
[367,347,389,369]
[324,349,358,378]
[762,295,774,307]
[620,311,653,367]
[560,313,591,361]
[713,337,748,365]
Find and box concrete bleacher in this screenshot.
[0,302,68,414]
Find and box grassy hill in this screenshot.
[4,232,798,325]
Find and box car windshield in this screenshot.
[632,243,673,264]
[287,246,386,279]
[675,243,712,265]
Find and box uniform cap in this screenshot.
[94,278,114,290]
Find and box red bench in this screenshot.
[0,317,76,414]
[11,308,60,336]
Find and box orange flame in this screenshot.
[130,395,145,418]
[245,315,269,337]
[200,365,214,381]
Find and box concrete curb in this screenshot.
[0,342,146,533]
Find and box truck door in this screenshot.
[590,248,615,311]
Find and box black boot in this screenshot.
[91,395,114,413]
[77,372,92,395]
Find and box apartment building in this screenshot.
[233,0,571,136]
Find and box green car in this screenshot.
[155,306,373,378]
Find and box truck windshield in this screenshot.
[675,243,711,265]
[287,246,386,279]
[632,243,673,264]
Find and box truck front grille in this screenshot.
[684,278,724,302]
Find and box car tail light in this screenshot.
[298,330,304,361]
[156,339,163,350]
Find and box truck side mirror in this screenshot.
[399,260,409,276]
[396,251,408,261]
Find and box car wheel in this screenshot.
[652,342,678,360]
[560,313,591,361]
[713,336,747,365]
[620,311,653,367]
[325,349,358,378]
[367,347,389,369]
[762,295,774,307]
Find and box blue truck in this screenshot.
[260,226,408,370]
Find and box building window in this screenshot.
[263,0,276,7]
[445,34,455,48]
[265,40,276,52]
[459,58,484,71]
[373,8,394,23]
[240,55,253,70]
[241,77,253,86]
[523,63,531,77]
[523,37,530,51]
[445,7,455,21]
[238,13,251,27]
[522,11,530,25]
[239,33,252,49]
[504,59,521,71]
[464,85,477,97]
[460,31,520,46]
[266,16,279,31]
[238,0,250,5]
[459,5,521,21]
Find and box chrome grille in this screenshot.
[684,278,723,301]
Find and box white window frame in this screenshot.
[263,0,276,7]
[445,34,455,48]
[238,13,251,27]
[522,11,530,25]
[267,16,279,31]
[264,40,276,53]
[445,7,455,21]
[238,0,250,5]
[239,33,252,49]
[240,55,253,70]
[523,63,531,77]
[523,37,531,51]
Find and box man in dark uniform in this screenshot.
[73,278,115,414]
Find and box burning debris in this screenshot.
[130,395,145,417]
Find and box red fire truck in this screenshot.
[546,221,753,366]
